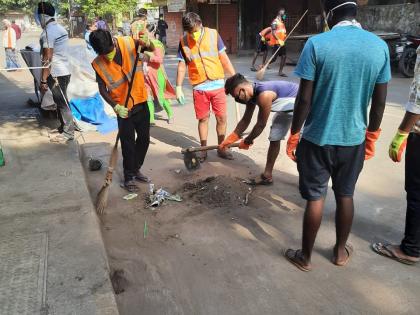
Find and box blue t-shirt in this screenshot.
[294,26,391,146]
[177,30,226,91]
[254,81,299,99]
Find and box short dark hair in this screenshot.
[146,23,156,33]
[137,8,148,18]
[224,73,248,95]
[89,29,114,55]
[182,12,202,32]
[159,14,164,17]
[38,2,55,17]
[324,0,357,17]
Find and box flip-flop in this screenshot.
[278,73,288,77]
[250,66,258,72]
[246,174,273,186]
[122,180,139,192]
[50,134,73,143]
[371,242,418,266]
[284,249,312,272]
[134,172,151,183]
[332,244,353,267]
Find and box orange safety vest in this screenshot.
[269,18,287,46]
[180,27,225,86]
[92,36,147,110]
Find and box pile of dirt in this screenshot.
[182,176,252,208]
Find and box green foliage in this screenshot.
[0,0,38,13]
[73,0,138,18]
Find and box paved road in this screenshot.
[1,29,419,315]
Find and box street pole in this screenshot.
[68,0,73,38]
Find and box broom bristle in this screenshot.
[256,68,265,81]
[95,137,119,215]
[96,185,110,215]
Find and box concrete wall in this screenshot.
[357,3,420,34]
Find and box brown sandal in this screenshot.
[332,244,353,267]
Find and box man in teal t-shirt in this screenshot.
[284,0,391,272]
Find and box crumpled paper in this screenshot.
[148,187,182,208]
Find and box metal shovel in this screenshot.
[181,143,240,170]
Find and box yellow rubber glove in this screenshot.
[176,86,185,105]
[114,104,128,119]
[139,33,151,48]
[143,51,153,62]
[219,132,241,150]
[389,130,409,162]
[260,36,266,43]
[278,39,285,46]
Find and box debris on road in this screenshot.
[123,193,138,200]
[147,186,183,208]
[183,175,252,208]
[110,269,128,295]
[88,157,103,171]
[144,220,148,239]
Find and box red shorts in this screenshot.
[193,88,227,120]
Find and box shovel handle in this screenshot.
[182,143,240,154]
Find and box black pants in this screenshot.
[401,133,420,257]
[118,103,150,181]
[47,75,74,138]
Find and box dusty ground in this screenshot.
[78,54,420,315]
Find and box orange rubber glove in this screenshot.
[239,139,252,150]
[286,132,300,162]
[219,132,241,150]
[365,129,381,160]
[389,129,409,162]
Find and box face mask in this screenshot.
[325,2,357,27]
[191,28,201,41]
[38,13,52,28]
[105,48,116,61]
[282,14,287,20]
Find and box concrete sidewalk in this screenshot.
[0,72,118,313]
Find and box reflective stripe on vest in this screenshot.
[182,29,218,61]
[180,27,224,85]
[92,36,147,109]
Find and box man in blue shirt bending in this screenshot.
[284,0,391,271]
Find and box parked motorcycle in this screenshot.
[398,34,420,78]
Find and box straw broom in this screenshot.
[256,10,308,81]
[96,47,141,215]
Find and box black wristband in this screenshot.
[40,81,47,84]
[244,138,253,145]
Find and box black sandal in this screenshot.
[371,242,418,265]
[123,180,139,192]
[246,174,273,186]
[284,249,312,272]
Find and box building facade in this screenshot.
[155,0,419,53]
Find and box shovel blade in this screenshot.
[183,151,200,171]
